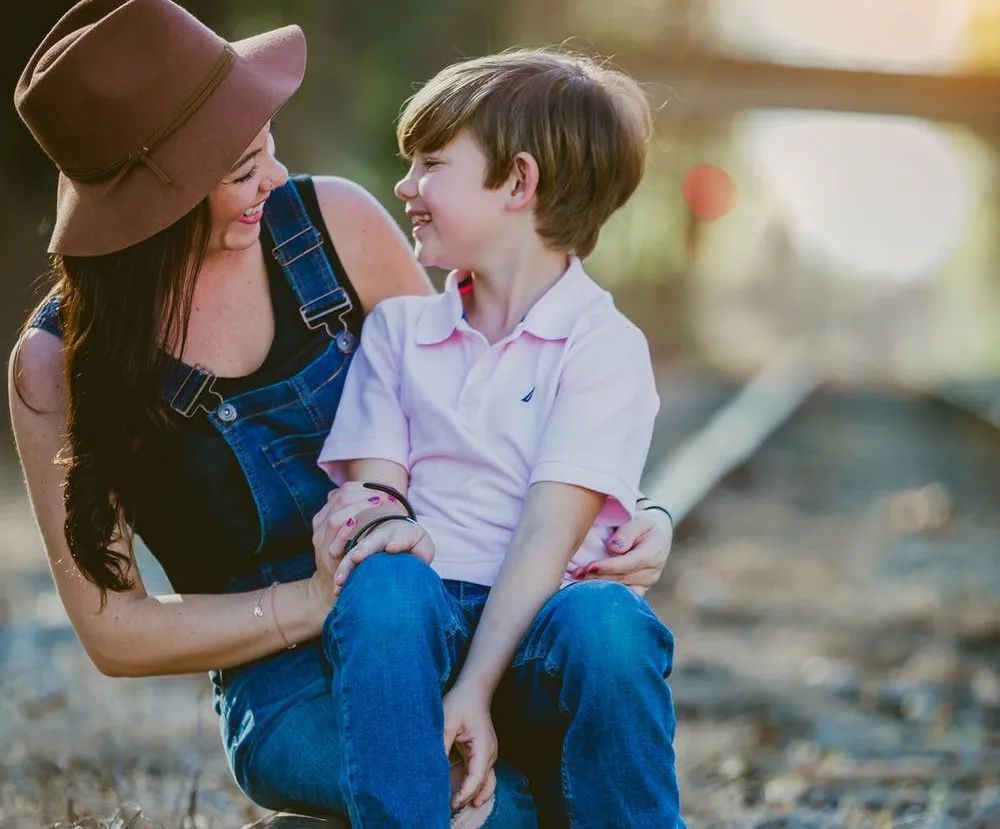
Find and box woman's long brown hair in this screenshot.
[15,201,211,604]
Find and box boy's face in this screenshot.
[394,130,510,270]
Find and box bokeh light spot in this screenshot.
[682,164,739,220]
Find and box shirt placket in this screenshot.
[456,324,519,422]
[457,334,489,422]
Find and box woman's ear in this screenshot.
[506,152,540,211]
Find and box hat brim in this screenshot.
[49,24,306,256]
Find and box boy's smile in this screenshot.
[395,130,510,271]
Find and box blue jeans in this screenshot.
[213,552,684,828]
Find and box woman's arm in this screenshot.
[8,330,344,677]
[313,176,434,310]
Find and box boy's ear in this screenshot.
[506,152,540,210]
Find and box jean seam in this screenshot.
[560,739,578,829]
[328,606,365,829]
[440,610,466,686]
[294,356,350,427]
[226,426,270,556]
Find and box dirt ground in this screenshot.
[0,384,997,828]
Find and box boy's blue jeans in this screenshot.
[213,552,684,828]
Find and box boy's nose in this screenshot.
[394,168,416,201]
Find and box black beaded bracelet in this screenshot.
[345,514,418,553]
[641,503,674,527]
[362,482,416,520]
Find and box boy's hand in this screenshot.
[332,516,434,596]
[443,682,498,811]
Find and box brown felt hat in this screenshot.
[14,0,306,256]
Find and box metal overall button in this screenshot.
[217,402,238,423]
[336,331,356,354]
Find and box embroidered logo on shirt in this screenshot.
[521,387,536,403]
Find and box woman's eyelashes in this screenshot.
[232,164,259,184]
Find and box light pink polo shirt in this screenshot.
[318,257,659,587]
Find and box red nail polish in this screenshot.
[368,496,381,504]
[388,495,397,502]
[346,517,356,527]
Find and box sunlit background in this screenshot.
[2,2,998,827]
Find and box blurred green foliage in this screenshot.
[2,1,692,357]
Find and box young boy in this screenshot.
[319,50,683,827]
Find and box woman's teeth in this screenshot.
[243,203,264,217]
[411,214,431,225]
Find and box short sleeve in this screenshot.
[317,301,410,483]
[529,318,659,525]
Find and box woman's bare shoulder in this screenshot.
[8,327,66,415]
[311,175,384,216]
[310,175,433,311]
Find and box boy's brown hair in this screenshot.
[397,49,652,257]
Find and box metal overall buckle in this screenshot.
[169,364,224,418]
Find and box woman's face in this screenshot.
[206,122,288,253]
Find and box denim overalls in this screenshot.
[161,180,357,555]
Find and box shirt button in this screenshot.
[217,402,238,423]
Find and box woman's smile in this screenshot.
[239,198,267,225]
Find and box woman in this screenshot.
[10,2,677,826]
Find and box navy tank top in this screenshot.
[28,176,366,592]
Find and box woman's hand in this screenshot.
[443,682,498,812]
[331,516,434,596]
[572,507,674,595]
[306,484,398,618]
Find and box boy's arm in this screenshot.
[443,480,603,809]
[454,480,604,694]
[317,302,409,485]
[455,316,659,691]
[314,303,431,585]
[344,458,409,493]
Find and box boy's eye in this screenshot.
[232,165,258,184]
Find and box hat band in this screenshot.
[61,43,237,193]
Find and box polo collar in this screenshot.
[415,270,468,345]
[414,257,606,345]
[520,257,605,340]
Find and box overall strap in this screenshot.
[263,178,357,356]
[162,358,225,419]
[160,178,358,420]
